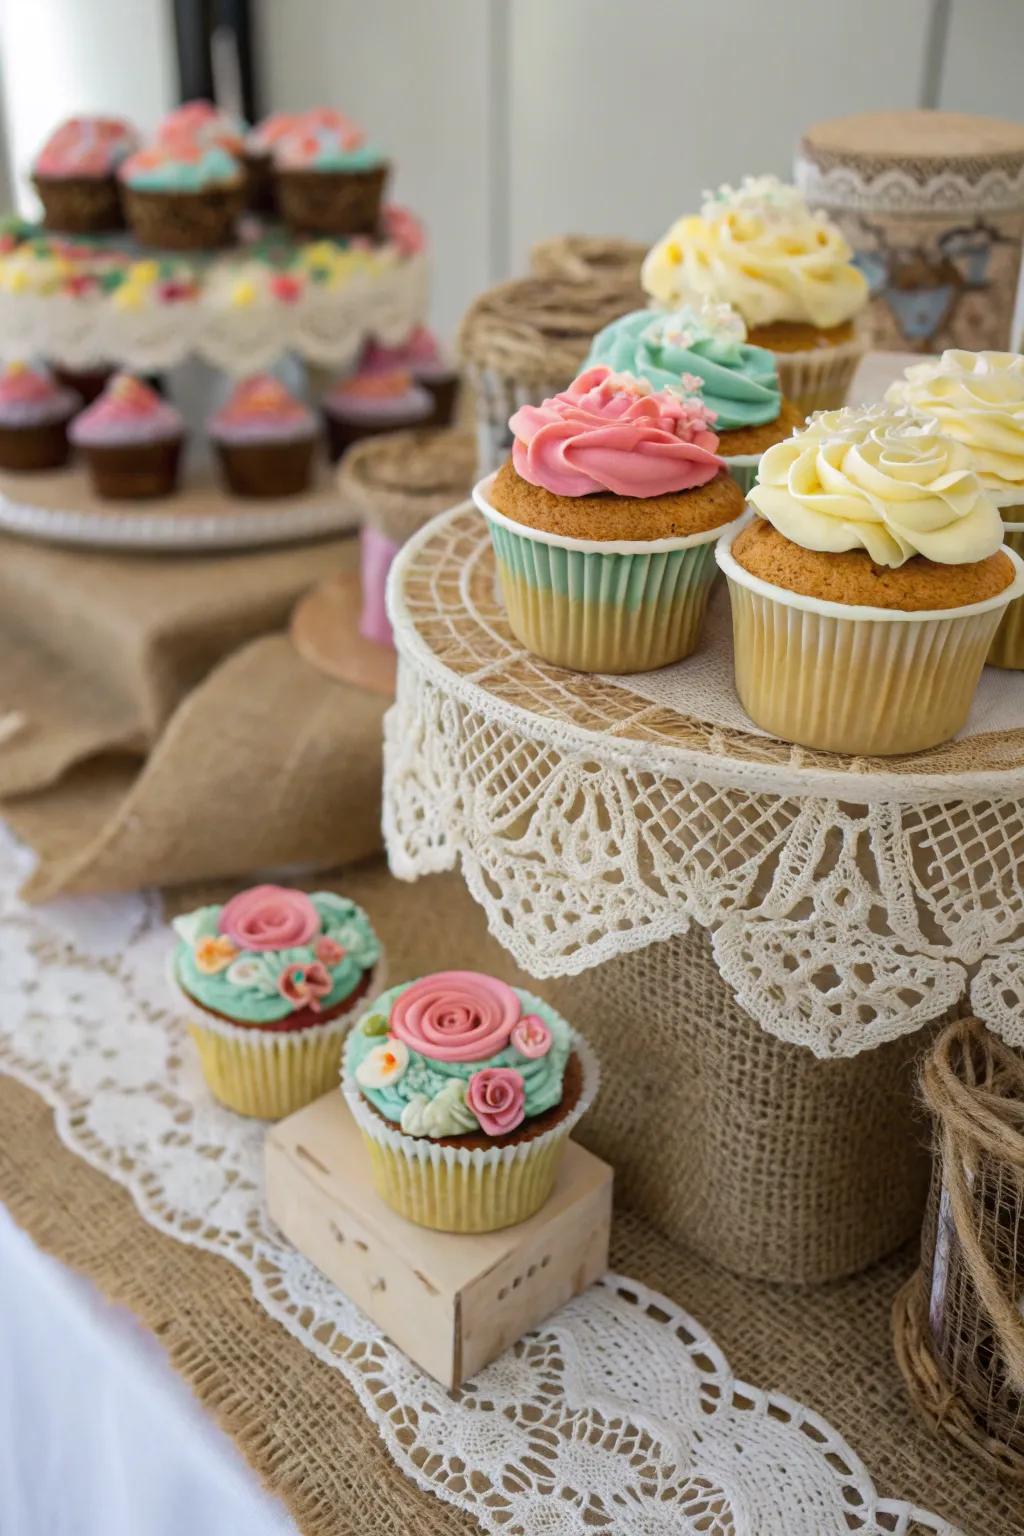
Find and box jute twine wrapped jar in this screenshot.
[339,427,476,647]
[894,1017,1024,1478]
[529,233,647,289]
[457,276,642,475]
[796,110,1024,353]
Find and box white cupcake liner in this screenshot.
[769,329,866,416]
[717,521,1024,756]
[988,523,1024,669]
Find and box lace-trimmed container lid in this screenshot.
[338,426,476,545]
[529,233,648,289]
[796,110,1024,354]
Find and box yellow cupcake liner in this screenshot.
[343,1023,599,1233]
[770,329,866,417]
[717,524,1024,756]
[987,525,1024,669]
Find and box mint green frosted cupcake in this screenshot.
[586,298,803,493]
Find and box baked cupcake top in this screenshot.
[346,971,571,1140]
[585,299,782,431]
[642,175,867,331]
[0,362,80,426]
[272,111,385,172]
[747,406,1005,567]
[34,116,138,179]
[120,140,241,192]
[173,883,380,1025]
[885,350,1024,510]
[156,99,247,155]
[70,374,183,446]
[324,368,433,422]
[209,374,317,444]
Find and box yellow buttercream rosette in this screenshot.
[886,350,1024,510]
[643,175,867,331]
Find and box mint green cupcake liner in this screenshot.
[722,453,760,495]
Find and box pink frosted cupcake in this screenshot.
[209,375,319,498]
[243,110,300,213]
[272,110,389,236]
[322,368,433,463]
[362,328,459,426]
[70,374,185,500]
[32,116,138,233]
[0,363,81,471]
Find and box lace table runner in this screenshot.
[0,829,955,1535]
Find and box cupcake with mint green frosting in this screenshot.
[171,883,381,1119]
[118,138,245,250]
[343,970,598,1232]
[585,297,803,493]
[272,109,389,237]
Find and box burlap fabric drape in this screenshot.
[2,863,1019,1535]
[0,533,385,899]
[894,1017,1024,1478]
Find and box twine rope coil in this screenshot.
[921,1016,1024,1389]
[338,428,477,546]
[457,276,642,384]
[529,234,648,288]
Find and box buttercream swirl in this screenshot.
[642,175,867,330]
[209,375,317,444]
[885,350,1024,508]
[585,304,781,431]
[120,142,241,192]
[70,374,183,446]
[347,976,572,1140]
[273,111,384,172]
[35,116,138,179]
[510,365,722,498]
[748,411,1005,568]
[156,100,246,155]
[173,888,380,1024]
[0,362,80,426]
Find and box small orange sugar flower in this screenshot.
[194,935,238,974]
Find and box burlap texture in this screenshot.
[457,276,642,385]
[546,924,936,1285]
[1,862,1018,1535]
[529,233,648,288]
[894,1017,1024,1477]
[338,428,477,546]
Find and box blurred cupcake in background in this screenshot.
[718,406,1020,754]
[887,349,1024,667]
[155,99,247,155]
[643,176,868,415]
[586,296,800,493]
[70,373,185,499]
[209,374,319,499]
[322,367,432,464]
[0,363,81,471]
[243,110,300,214]
[32,116,138,234]
[360,328,460,426]
[119,138,245,249]
[272,110,389,236]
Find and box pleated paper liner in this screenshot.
[987,524,1024,669]
[769,328,866,416]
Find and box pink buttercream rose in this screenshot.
[278,960,333,1012]
[219,884,319,951]
[511,1014,552,1059]
[315,936,346,966]
[466,1067,526,1136]
[510,364,722,498]
[389,971,520,1062]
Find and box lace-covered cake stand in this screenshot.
[0,461,358,551]
[383,500,1024,1284]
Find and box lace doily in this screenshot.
[383,504,1024,1057]
[0,827,956,1535]
[795,155,1024,216]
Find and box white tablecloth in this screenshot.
[0,1203,296,1536]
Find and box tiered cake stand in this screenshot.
[383,499,1024,1285]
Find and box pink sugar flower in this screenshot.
[277,960,333,1012]
[315,936,346,966]
[465,1067,526,1136]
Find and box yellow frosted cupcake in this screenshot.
[171,883,382,1119]
[643,175,868,414]
[886,350,1024,668]
[717,406,1023,755]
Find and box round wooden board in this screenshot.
[290,568,397,697]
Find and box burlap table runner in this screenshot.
[0,860,1016,1534]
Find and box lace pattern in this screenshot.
[0,827,956,1535]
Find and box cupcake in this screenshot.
[718,407,1023,755]
[885,350,1024,668]
[209,374,319,498]
[322,368,433,464]
[155,99,246,154]
[243,110,300,214]
[585,297,801,493]
[361,328,460,427]
[70,373,185,500]
[32,116,138,233]
[343,970,597,1232]
[272,110,389,237]
[119,138,245,249]
[0,363,81,471]
[643,175,868,415]
[476,365,744,673]
[173,884,381,1119]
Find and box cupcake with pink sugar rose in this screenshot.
[360,327,460,426]
[172,883,381,1119]
[208,374,319,498]
[0,362,81,471]
[473,363,744,672]
[343,970,598,1231]
[69,373,185,499]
